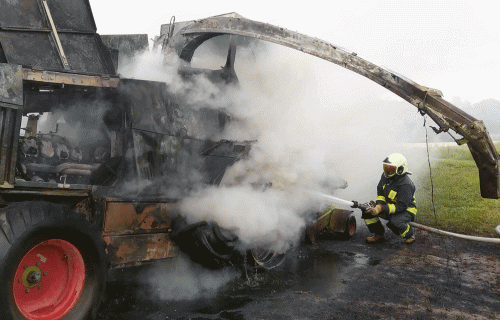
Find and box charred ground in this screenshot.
[98,224,500,319]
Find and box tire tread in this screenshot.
[0,223,11,257]
[7,205,27,239]
[27,201,45,225]
[19,204,31,226]
[0,210,15,244]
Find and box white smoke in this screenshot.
[36,101,112,146]
[121,35,432,252]
[118,49,228,109]
[184,39,433,251]
[180,185,318,253]
[141,254,238,301]
[117,49,178,84]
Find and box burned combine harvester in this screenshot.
[1,1,499,320]
[0,2,356,319]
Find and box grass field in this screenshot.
[415,143,500,237]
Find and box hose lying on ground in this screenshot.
[410,222,500,244]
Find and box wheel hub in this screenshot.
[22,266,42,288]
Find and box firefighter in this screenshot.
[363,153,417,244]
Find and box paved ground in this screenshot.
[97,223,500,319]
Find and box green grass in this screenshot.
[415,144,500,237]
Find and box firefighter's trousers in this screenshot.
[362,211,415,239]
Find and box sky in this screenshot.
[89,0,499,104]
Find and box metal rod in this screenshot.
[42,0,70,69]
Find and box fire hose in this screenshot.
[307,191,500,244]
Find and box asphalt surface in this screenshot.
[97,221,500,319]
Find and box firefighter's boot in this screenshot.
[366,234,384,243]
[404,235,415,244]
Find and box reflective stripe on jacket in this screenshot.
[375,173,417,216]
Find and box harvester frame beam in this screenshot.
[165,15,500,199]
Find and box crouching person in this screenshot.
[363,153,417,244]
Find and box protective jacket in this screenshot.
[375,173,417,216]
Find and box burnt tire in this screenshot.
[172,220,239,269]
[247,248,287,271]
[0,201,108,320]
[342,214,357,239]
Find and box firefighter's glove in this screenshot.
[366,204,383,216]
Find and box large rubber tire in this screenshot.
[0,201,108,320]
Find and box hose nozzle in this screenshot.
[351,200,375,213]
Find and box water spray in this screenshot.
[307,190,500,244]
[305,190,373,213]
[305,190,356,207]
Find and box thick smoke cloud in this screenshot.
[120,35,433,251]
[120,35,436,298]
[180,185,316,253]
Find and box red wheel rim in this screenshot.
[13,239,85,320]
[348,219,356,236]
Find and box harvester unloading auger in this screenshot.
[159,13,500,200]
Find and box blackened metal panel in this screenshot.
[131,129,205,182]
[121,78,250,190]
[43,0,96,33]
[0,63,23,106]
[0,0,96,32]
[0,64,22,185]
[100,34,149,60]
[58,33,115,74]
[0,31,115,74]
[121,79,226,139]
[119,79,174,135]
[201,156,236,185]
[8,108,21,184]
[0,0,114,74]
[0,0,46,30]
[0,31,62,69]
[100,34,149,72]
[0,105,22,186]
[131,130,249,187]
[0,43,7,63]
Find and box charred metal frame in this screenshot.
[162,15,500,199]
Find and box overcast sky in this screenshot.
[89,0,499,104]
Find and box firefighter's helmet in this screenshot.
[382,153,411,177]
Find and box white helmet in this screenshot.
[382,153,411,178]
